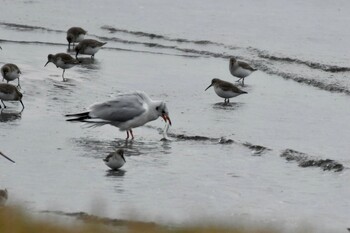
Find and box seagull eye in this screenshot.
[162,110,165,114]
[156,106,159,111]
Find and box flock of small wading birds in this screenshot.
[0,27,257,205]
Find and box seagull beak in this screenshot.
[44,61,50,67]
[162,114,172,126]
[0,151,15,163]
[121,154,126,163]
[205,84,213,91]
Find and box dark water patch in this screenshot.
[257,51,350,73]
[70,136,170,158]
[105,169,126,177]
[219,137,235,144]
[243,142,271,156]
[258,67,350,95]
[101,25,225,46]
[0,22,63,33]
[104,46,201,58]
[0,39,63,46]
[280,149,344,172]
[0,109,22,122]
[171,133,214,141]
[212,102,244,110]
[41,210,156,227]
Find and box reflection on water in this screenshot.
[212,102,243,110]
[71,137,172,159]
[105,169,126,177]
[0,109,22,122]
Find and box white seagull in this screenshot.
[103,149,126,170]
[65,91,172,139]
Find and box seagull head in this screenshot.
[155,102,171,126]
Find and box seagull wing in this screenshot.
[89,93,147,122]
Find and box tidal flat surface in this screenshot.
[0,1,349,232]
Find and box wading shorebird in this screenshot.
[75,39,107,60]
[0,83,24,109]
[1,63,21,88]
[0,151,15,163]
[66,27,87,50]
[103,149,126,170]
[0,189,8,206]
[205,78,247,103]
[44,53,80,81]
[229,57,257,86]
[65,91,171,140]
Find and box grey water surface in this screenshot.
[0,1,349,232]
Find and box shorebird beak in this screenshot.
[0,151,15,163]
[121,154,126,163]
[44,61,50,67]
[162,114,172,126]
[205,84,213,91]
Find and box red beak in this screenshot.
[162,114,172,126]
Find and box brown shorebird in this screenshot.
[103,149,126,170]
[229,57,257,86]
[66,27,87,50]
[205,78,247,103]
[1,63,21,88]
[44,53,80,81]
[75,39,107,60]
[0,83,24,109]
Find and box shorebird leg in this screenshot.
[242,78,245,86]
[17,78,21,89]
[62,69,67,82]
[126,130,130,139]
[1,100,6,108]
[20,100,25,109]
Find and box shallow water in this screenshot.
[0,1,350,232]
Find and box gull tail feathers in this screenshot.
[83,121,109,128]
[65,111,91,121]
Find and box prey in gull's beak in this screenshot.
[162,114,172,126]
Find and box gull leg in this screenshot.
[130,129,134,140]
[236,78,242,83]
